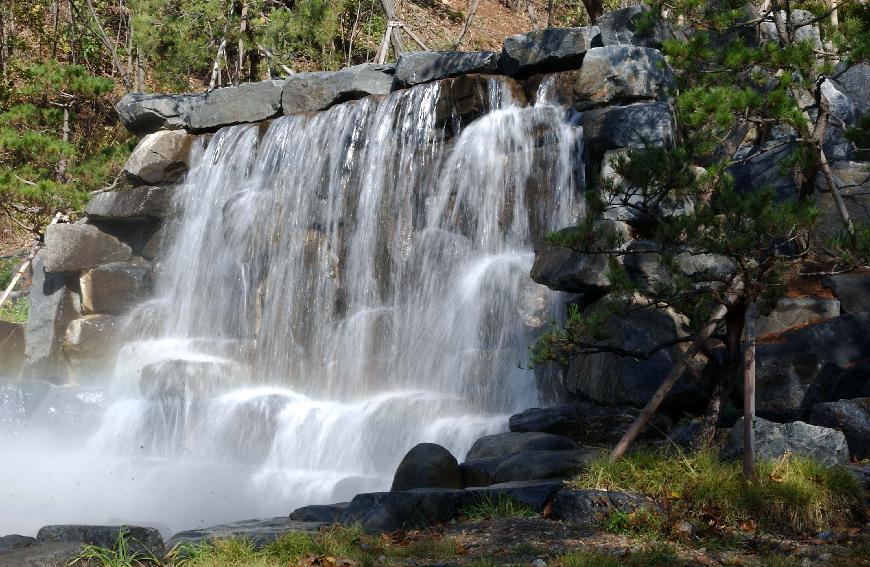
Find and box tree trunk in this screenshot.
[452,0,480,48]
[526,0,539,30]
[56,105,70,182]
[582,0,604,23]
[380,0,404,59]
[547,0,554,27]
[236,0,249,85]
[742,304,757,481]
[611,302,730,460]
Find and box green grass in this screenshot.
[461,494,537,521]
[602,508,667,540]
[0,296,28,323]
[573,449,866,535]
[68,529,161,566]
[555,543,681,567]
[0,257,18,290]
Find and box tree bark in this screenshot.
[611,302,729,461]
[380,0,404,59]
[547,0,554,27]
[452,0,480,48]
[742,304,757,481]
[582,0,604,23]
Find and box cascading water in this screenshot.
[0,77,583,536]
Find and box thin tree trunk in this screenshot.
[547,0,554,27]
[526,0,539,30]
[611,302,729,460]
[379,0,404,59]
[452,0,480,48]
[79,0,132,90]
[236,0,248,85]
[52,0,60,59]
[210,38,228,89]
[56,105,70,181]
[742,305,757,481]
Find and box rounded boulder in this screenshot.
[390,443,463,491]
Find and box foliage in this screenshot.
[603,508,667,540]
[573,450,866,534]
[555,543,681,567]
[461,494,537,520]
[68,528,161,567]
[0,297,29,323]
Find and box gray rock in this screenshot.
[37,525,164,558]
[461,479,563,511]
[814,161,870,250]
[115,92,201,135]
[167,518,322,550]
[833,63,870,115]
[755,313,870,420]
[187,80,284,131]
[80,261,149,314]
[0,541,83,566]
[85,186,173,221]
[501,27,600,77]
[43,224,132,273]
[0,321,25,378]
[551,489,657,523]
[730,140,798,201]
[822,271,870,313]
[809,398,870,460]
[391,443,463,491]
[722,417,850,466]
[289,503,349,523]
[756,297,840,337]
[23,385,110,437]
[580,101,677,157]
[761,10,822,51]
[573,45,673,109]
[459,456,506,487]
[0,534,36,553]
[466,432,578,460]
[63,315,121,371]
[0,380,50,431]
[508,403,669,445]
[23,254,79,383]
[281,64,394,114]
[846,463,870,491]
[492,448,600,483]
[395,51,500,87]
[124,130,192,186]
[597,5,673,49]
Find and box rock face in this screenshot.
[391,443,463,491]
[551,489,656,523]
[508,403,668,445]
[0,321,25,377]
[597,4,673,48]
[85,186,173,221]
[63,315,120,364]
[124,130,192,186]
[809,398,870,460]
[501,27,600,77]
[822,271,870,313]
[188,80,284,131]
[492,448,599,483]
[23,254,80,383]
[80,261,149,314]
[722,417,850,466]
[281,64,394,114]
[530,243,610,293]
[167,518,323,549]
[395,51,500,87]
[43,224,132,273]
[37,524,165,558]
[755,313,870,420]
[833,63,870,116]
[580,101,677,157]
[572,45,673,108]
[756,297,841,337]
[465,432,579,460]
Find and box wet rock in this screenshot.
[432,74,525,135]
[395,51,500,87]
[23,254,79,383]
[809,398,870,460]
[580,101,677,158]
[572,45,673,109]
[281,64,394,114]
[115,92,201,135]
[459,456,506,487]
[25,385,110,436]
[722,417,850,466]
[187,80,284,131]
[756,297,841,337]
[466,432,579,460]
[289,503,349,523]
[0,321,25,378]
[597,4,674,49]
[822,271,870,313]
[37,525,164,558]
[167,518,322,549]
[85,186,173,221]
[63,314,120,359]
[0,380,50,431]
[551,489,657,523]
[391,443,463,491]
[755,313,870,421]
[0,534,36,553]
[463,479,563,511]
[492,448,600,483]
[139,358,245,400]
[501,27,600,77]
[508,403,669,445]
[79,261,149,314]
[124,130,192,186]
[43,224,132,273]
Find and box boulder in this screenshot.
[63,314,120,361]
[501,27,600,77]
[43,224,132,273]
[0,321,25,378]
[0,541,84,565]
[0,534,35,553]
[580,101,677,158]
[822,271,870,313]
[139,358,246,400]
[80,261,149,314]
[187,80,284,131]
[115,92,201,135]
[37,525,165,558]
[492,448,600,483]
[551,489,657,523]
[755,313,870,420]
[833,63,870,115]
[597,4,674,49]
[395,51,500,87]
[23,254,79,383]
[756,297,841,337]
[466,431,578,460]
[167,518,322,550]
[124,130,193,186]
[809,398,870,460]
[431,74,526,135]
[289,503,349,523]
[814,161,870,249]
[391,443,463,491]
[281,64,394,114]
[459,456,506,487]
[461,479,563,511]
[722,417,850,466]
[572,45,673,109]
[508,403,670,445]
[85,186,173,221]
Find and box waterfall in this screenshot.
[0,77,583,536]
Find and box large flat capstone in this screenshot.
[394,51,500,87]
[43,224,132,273]
[501,26,601,77]
[281,64,394,114]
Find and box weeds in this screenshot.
[603,508,666,540]
[0,296,28,322]
[68,529,160,567]
[556,543,680,567]
[461,494,537,520]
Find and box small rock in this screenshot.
[532,559,547,567]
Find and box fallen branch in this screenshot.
[0,212,62,311]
